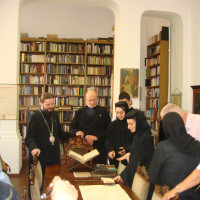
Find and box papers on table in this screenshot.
[79,184,131,200]
[101,177,115,184]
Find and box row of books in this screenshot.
[86,76,111,86]
[149,99,159,108]
[46,54,85,64]
[147,44,160,56]
[87,44,113,54]
[146,108,159,120]
[146,88,159,97]
[20,75,44,84]
[97,97,111,107]
[62,124,70,132]
[46,43,85,53]
[87,66,112,76]
[87,56,113,65]
[19,96,40,106]
[20,41,45,52]
[151,77,160,87]
[146,66,160,77]
[90,87,111,96]
[148,32,161,45]
[46,75,85,85]
[19,110,34,123]
[146,119,158,130]
[59,111,75,123]
[47,64,85,74]
[146,56,160,67]
[54,97,84,106]
[20,64,44,73]
[21,53,45,63]
[20,85,44,95]
[47,86,84,96]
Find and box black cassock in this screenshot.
[25,109,74,175]
[105,118,133,167]
[120,110,154,188]
[70,106,111,164]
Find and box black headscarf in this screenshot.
[162,112,200,157]
[115,101,129,114]
[126,109,151,134]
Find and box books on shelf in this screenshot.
[68,149,99,164]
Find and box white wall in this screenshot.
[1,0,200,173]
[21,2,114,39]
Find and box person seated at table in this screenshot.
[106,101,133,167]
[113,109,154,188]
[50,176,78,200]
[148,112,200,200]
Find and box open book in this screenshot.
[68,149,99,164]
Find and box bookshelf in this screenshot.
[145,29,169,143]
[19,37,114,158]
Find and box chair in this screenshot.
[29,156,43,200]
[32,156,43,190]
[151,185,179,200]
[131,163,150,200]
[117,161,126,174]
[29,166,41,200]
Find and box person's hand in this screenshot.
[31,148,40,157]
[117,153,131,163]
[85,135,98,145]
[108,151,115,159]
[118,147,125,156]
[162,188,177,200]
[76,131,84,138]
[113,175,123,183]
[51,176,78,200]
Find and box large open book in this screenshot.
[68,149,99,164]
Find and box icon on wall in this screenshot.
[120,68,139,98]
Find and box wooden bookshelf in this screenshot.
[19,37,114,158]
[145,30,169,144]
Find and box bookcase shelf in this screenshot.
[19,37,114,158]
[145,29,169,144]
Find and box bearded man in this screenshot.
[25,93,82,177]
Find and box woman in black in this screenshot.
[106,101,133,167]
[148,112,200,200]
[113,109,154,188]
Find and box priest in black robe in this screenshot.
[25,93,81,177]
[106,101,133,167]
[70,89,111,164]
[113,109,154,188]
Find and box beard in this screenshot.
[43,108,54,115]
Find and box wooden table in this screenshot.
[44,162,138,200]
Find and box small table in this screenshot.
[44,162,138,200]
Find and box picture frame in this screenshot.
[120,68,139,98]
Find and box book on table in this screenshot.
[68,149,99,164]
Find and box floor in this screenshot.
[9,159,29,199]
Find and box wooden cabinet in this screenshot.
[19,37,114,158]
[191,85,200,114]
[145,32,169,142]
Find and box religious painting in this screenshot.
[120,68,139,98]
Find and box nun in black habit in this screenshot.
[113,109,154,188]
[105,101,133,167]
[148,112,200,200]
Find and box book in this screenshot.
[68,149,99,164]
[101,177,115,185]
[73,172,92,178]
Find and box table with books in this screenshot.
[43,160,138,200]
